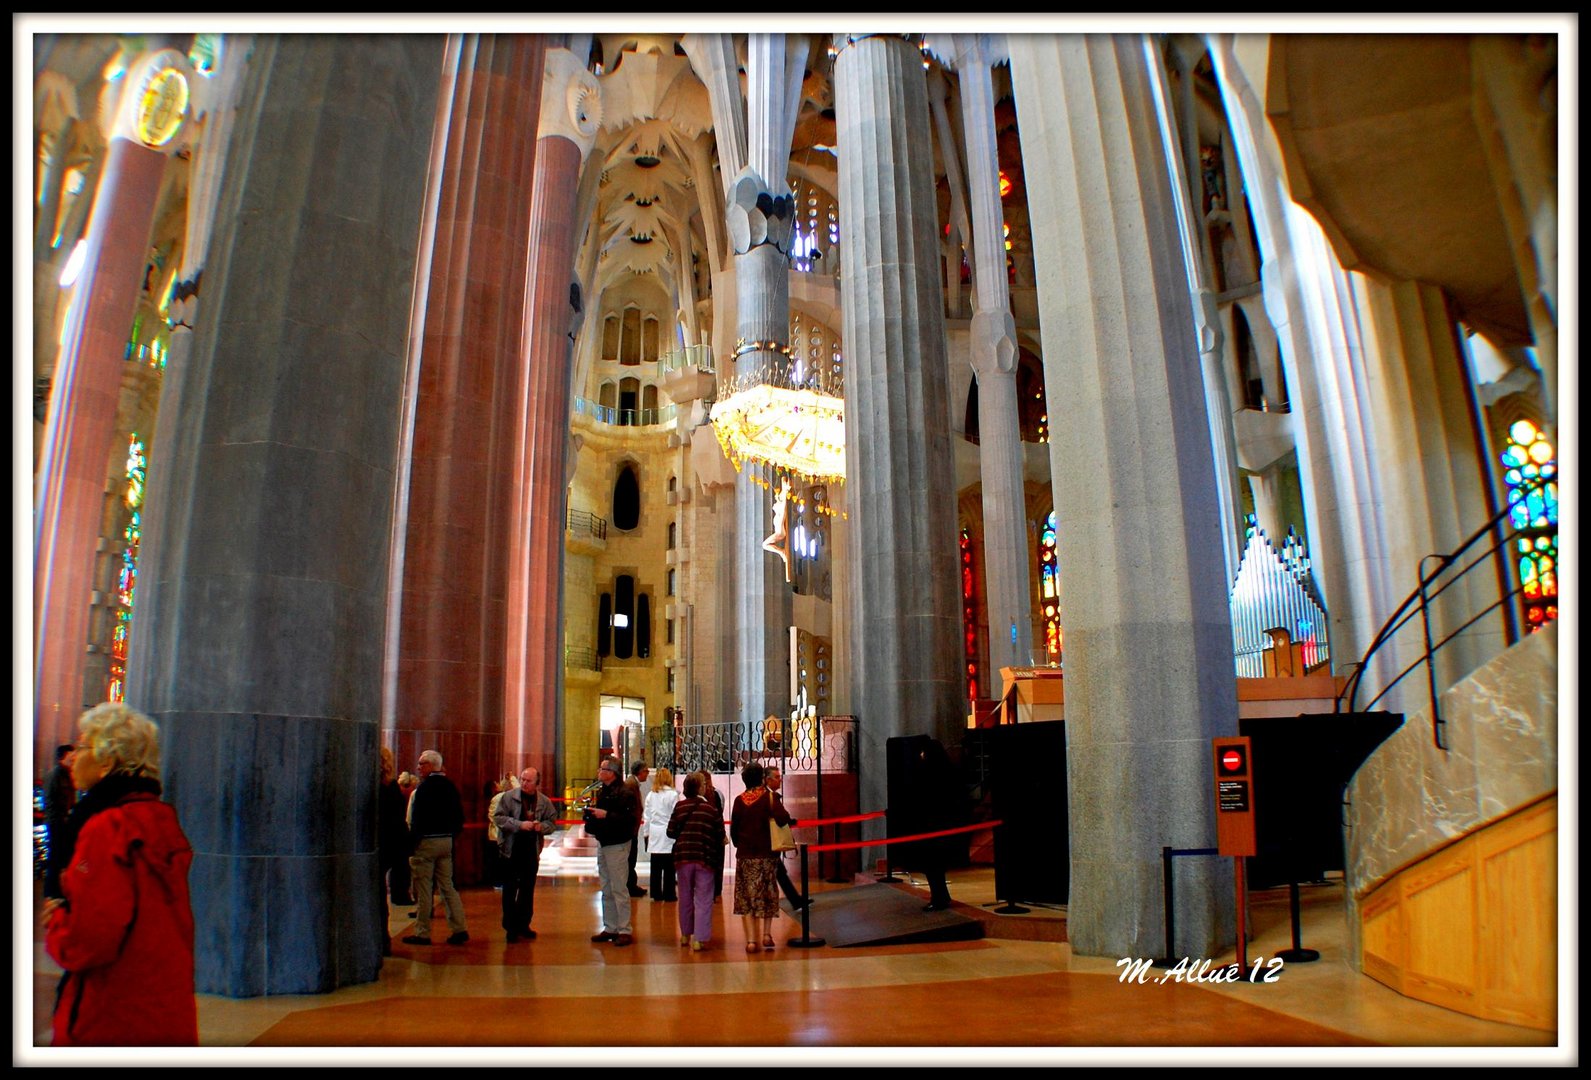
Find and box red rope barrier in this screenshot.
[806,819,1000,854]
[792,809,887,829]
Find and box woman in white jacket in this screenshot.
[644,768,681,901]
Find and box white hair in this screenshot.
[78,702,162,780]
[419,749,443,769]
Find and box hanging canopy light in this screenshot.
[709,381,845,484]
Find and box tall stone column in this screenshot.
[954,34,1035,672]
[1209,37,1399,678]
[833,34,965,818]
[129,36,443,995]
[729,33,807,724]
[386,35,545,885]
[1011,35,1238,959]
[35,46,192,772]
[504,47,600,792]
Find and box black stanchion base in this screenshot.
[787,936,827,948]
[989,901,1030,915]
[1276,948,1320,963]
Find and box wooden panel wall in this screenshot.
[1360,795,1556,1031]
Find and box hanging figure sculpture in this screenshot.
[762,474,794,584]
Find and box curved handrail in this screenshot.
[1336,478,1555,747]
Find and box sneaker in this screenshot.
[613,934,634,947]
[680,934,691,947]
[691,938,706,952]
[446,931,470,945]
[401,935,433,946]
[591,931,616,943]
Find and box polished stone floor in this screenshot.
[24,859,1565,1066]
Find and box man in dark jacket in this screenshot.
[493,766,557,942]
[43,743,76,898]
[586,757,640,946]
[625,760,649,897]
[402,749,469,946]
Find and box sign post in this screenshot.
[1213,737,1257,975]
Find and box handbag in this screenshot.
[768,790,796,852]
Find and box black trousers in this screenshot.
[775,853,805,905]
[627,832,642,893]
[501,844,541,932]
[650,852,676,900]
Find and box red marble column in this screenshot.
[391,35,544,884]
[34,137,166,775]
[503,132,583,793]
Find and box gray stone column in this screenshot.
[126,36,443,996]
[955,35,1035,673]
[1011,34,1238,959]
[833,34,965,817]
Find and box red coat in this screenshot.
[46,791,197,1046]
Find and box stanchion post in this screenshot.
[1276,878,1320,963]
[1157,844,1176,967]
[788,843,825,948]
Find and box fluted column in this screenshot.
[833,34,965,818]
[35,46,192,773]
[504,47,600,791]
[955,34,1034,672]
[1011,34,1238,959]
[386,35,545,886]
[1209,37,1398,675]
[129,36,443,995]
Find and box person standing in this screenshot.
[586,757,639,946]
[43,743,76,898]
[44,703,196,1046]
[493,766,557,942]
[624,760,649,898]
[402,750,469,946]
[696,770,727,899]
[376,747,408,956]
[644,767,681,901]
[667,772,725,951]
[729,763,792,953]
[764,765,809,909]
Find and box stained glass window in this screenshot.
[106,434,146,702]
[1040,511,1062,665]
[1500,418,1558,631]
[960,527,978,703]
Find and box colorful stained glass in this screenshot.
[1500,419,1557,632]
[106,435,146,702]
[961,528,979,702]
[1040,511,1061,664]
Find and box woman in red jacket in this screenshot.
[43,702,197,1046]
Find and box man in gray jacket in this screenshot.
[494,766,558,942]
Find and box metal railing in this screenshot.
[566,509,607,542]
[571,397,679,428]
[659,344,715,375]
[1336,480,1552,749]
[564,645,600,671]
[647,715,857,777]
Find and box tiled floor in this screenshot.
[25,861,1565,1065]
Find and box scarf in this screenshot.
[53,772,163,879]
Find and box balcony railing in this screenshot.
[572,397,679,428]
[564,645,601,672]
[567,509,607,543]
[659,344,715,376]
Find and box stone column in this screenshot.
[386,35,545,886]
[1208,36,1399,677]
[833,34,965,818]
[1354,276,1502,695]
[504,47,600,793]
[128,36,443,996]
[35,46,192,772]
[955,34,1035,673]
[1011,34,1238,959]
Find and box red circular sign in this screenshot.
[1221,749,1243,772]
